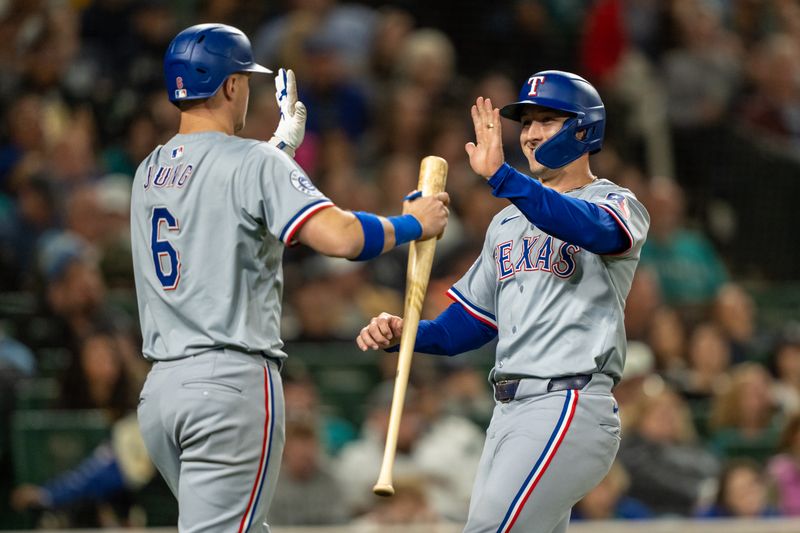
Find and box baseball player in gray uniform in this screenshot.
[132,24,449,533]
[357,71,649,532]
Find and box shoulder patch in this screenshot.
[605,192,629,218]
[290,169,323,197]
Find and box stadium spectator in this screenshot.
[60,329,140,422]
[646,306,687,374]
[268,417,348,525]
[334,382,482,521]
[281,361,357,456]
[697,458,780,518]
[712,283,766,364]
[571,461,652,520]
[9,413,156,527]
[708,363,783,462]
[739,34,800,151]
[617,385,719,516]
[662,0,742,129]
[666,322,732,433]
[356,475,438,525]
[29,232,135,353]
[623,267,663,342]
[769,324,800,415]
[640,176,728,308]
[767,413,800,516]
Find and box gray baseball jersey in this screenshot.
[448,179,649,383]
[132,132,332,532]
[448,179,649,533]
[131,131,333,361]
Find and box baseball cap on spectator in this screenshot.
[95,174,132,216]
[622,340,655,381]
[37,231,90,283]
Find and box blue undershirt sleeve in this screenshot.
[487,163,629,255]
[386,303,497,356]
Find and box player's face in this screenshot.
[519,106,571,178]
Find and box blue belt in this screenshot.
[493,374,592,403]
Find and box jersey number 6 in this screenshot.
[151,207,181,290]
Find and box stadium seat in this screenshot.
[11,409,110,485]
[14,378,60,410]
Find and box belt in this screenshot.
[494,374,593,403]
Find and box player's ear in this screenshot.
[221,75,238,101]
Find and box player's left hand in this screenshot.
[465,96,505,179]
[269,68,307,157]
[356,312,404,351]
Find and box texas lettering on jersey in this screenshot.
[495,234,580,281]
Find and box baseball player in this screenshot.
[357,71,650,533]
[131,24,449,533]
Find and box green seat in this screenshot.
[36,348,72,378]
[288,342,382,427]
[15,378,60,410]
[11,409,111,485]
[0,292,37,318]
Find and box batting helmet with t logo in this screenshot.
[500,70,605,169]
[163,24,272,106]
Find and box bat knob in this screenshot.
[373,483,395,497]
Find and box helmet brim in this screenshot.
[499,102,527,122]
[242,62,273,75]
[500,98,582,123]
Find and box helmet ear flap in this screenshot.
[533,118,584,169]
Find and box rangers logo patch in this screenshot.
[527,75,546,96]
[290,170,323,197]
[605,192,629,218]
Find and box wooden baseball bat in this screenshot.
[373,155,448,497]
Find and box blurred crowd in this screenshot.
[0,0,799,529]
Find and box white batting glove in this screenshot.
[268,68,307,157]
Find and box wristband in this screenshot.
[352,212,385,261]
[388,214,422,246]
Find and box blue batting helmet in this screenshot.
[500,70,605,169]
[164,24,272,106]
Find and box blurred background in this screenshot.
[0,0,799,529]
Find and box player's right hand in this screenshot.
[269,68,307,156]
[403,191,450,240]
[357,312,404,351]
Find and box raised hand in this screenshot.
[269,68,307,156]
[465,96,505,179]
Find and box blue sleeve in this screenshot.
[488,163,628,254]
[387,303,497,356]
[40,444,126,508]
